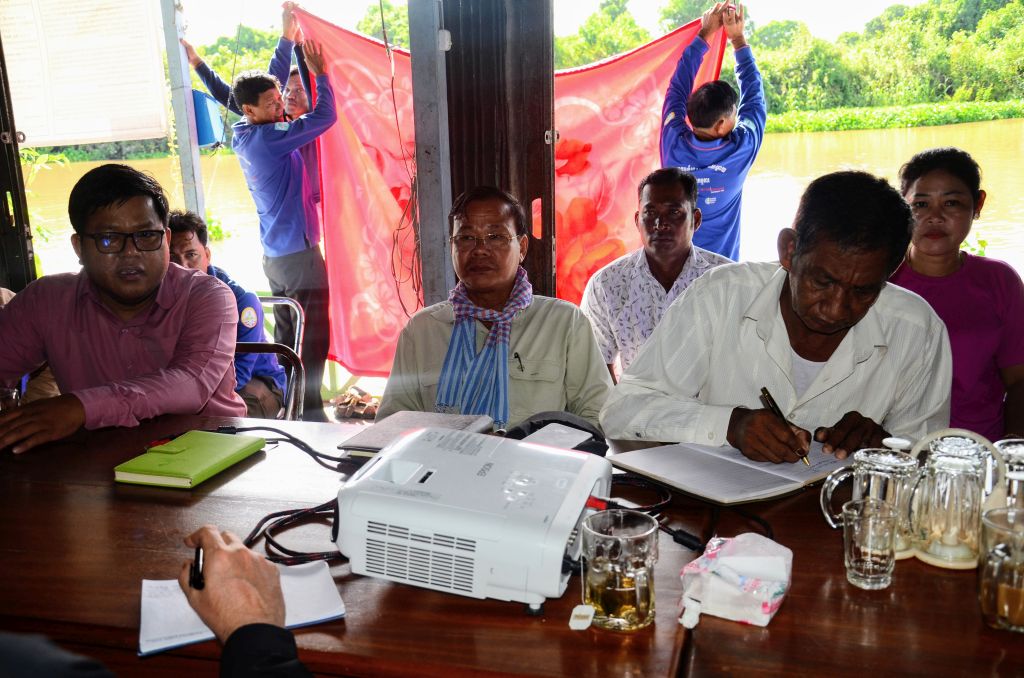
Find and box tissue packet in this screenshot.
[679,533,792,628]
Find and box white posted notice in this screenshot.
[0,0,168,147]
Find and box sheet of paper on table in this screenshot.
[138,560,345,656]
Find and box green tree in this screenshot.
[749,20,803,50]
[357,0,410,49]
[864,5,910,36]
[204,25,279,56]
[193,26,280,91]
[847,6,961,105]
[555,0,650,69]
[660,1,755,35]
[948,0,1013,35]
[949,0,1024,100]
[18,148,68,246]
[658,0,706,31]
[757,29,867,112]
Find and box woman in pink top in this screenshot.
[890,147,1024,440]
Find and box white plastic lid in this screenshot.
[882,436,912,451]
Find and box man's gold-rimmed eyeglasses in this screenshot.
[450,233,516,252]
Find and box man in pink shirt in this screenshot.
[0,164,246,454]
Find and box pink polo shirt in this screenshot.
[0,264,246,428]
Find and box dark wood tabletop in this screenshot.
[676,489,1024,678]
[0,416,689,677]
[2,417,1021,676]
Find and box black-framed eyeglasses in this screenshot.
[81,229,166,254]
[450,233,516,252]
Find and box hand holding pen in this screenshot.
[725,389,811,464]
[178,525,285,643]
[759,387,810,466]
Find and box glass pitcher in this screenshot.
[994,439,1024,510]
[819,448,919,559]
[908,430,1006,569]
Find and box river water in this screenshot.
[24,118,1024,294]
[739,118,1024,272]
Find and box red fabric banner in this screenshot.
[296,11,724,376]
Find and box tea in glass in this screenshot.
[979,508,1024,632]
[581,509,658,631]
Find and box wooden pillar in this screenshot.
[442,0,555,295]
[409,0,457,306]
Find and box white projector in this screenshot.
[335,427,612,607]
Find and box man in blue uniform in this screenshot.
[660,2,766,260]
[230,39,336,421]
[169,211,287,419]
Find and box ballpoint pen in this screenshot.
[759,386,810,466]
[189,546,205,590]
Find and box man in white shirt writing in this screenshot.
[600,171,951,463]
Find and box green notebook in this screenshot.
[114,430,266,489]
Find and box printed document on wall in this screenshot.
[0,0,168,146]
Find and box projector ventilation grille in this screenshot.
[365,521,476,593]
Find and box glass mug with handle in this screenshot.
[581,509,659,631]
[994,439,1024,510]
[979,507,1024,632]
[908,430,1006,569]
[820,448,919,559]
[842,497,898,590]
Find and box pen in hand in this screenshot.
[189,546,205,590]
[759,387,810,466]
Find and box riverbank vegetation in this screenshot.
[372,0,1024,131]
[29,0,1024,161]
[767,99,1024,133]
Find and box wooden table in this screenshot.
[0,416,688,677]
[2,417,1021,676]
[677,491,1024,676]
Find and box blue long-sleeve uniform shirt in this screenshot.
[209,265,287,394]
[660,37,766,261]
[232,74,337,258]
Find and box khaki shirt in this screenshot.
[378,296,613,431]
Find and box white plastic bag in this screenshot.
[679,532,792,628]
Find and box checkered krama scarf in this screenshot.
[435,267,533,428]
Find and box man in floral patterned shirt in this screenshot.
[581,167,731,380]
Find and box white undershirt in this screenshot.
[790,347,826,399]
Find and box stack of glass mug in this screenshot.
[820,430,1024,632]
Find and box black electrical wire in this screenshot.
[216,425,348,472]
[609,472,673,512]
[244,498,345,565]
[603,473,705,551]
[161,427,348,563]
[728,505,775,540]
[705,504,775,542]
